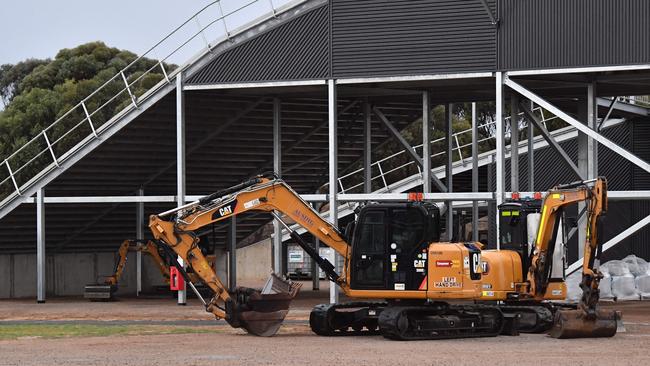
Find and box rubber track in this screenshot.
[309,302,387,336]
[378,304,505,341]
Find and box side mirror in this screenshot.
[344,221,356,242]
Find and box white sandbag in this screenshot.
[612,274,640,301]
[599,273,614,300]
[635,274,650,298]
[566,271,582,302]
[622,255,649,277]
[602,260,630,276]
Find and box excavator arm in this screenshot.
[527,177,616,338]
[149,175,350,335]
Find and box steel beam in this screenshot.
[445,103,454,241]
[36,188,45,303]
[471,102,479,242]
[520,103,584,179]
[335,72,493,85]
[229,215,237,289]
[507,64,650,76]
[136,188,144,296]
[495,72,505,250]
[183,79,327,91]
[176,73,186,305]
[423,92,431,193]
[273,97,282,274]
[328,79,339,304]
[364,99,372,194]
[373,106,447,192]
[510,95,519,192]
[505,76,650,174]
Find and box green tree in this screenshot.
[0,41,175,196]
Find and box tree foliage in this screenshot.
[0,42,175,197]
[0,42,175,192]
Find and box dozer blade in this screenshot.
[230,274,302,337]
[549,308,617,339]
[83,284,117,300]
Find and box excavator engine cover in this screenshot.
[228,274,301,337]
[549,308,617,339]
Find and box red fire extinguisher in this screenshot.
[169,266,185,291]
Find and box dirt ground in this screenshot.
[1,283,649,366]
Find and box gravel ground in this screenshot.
[1,286,649,366]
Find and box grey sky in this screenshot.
[0,0,293,65]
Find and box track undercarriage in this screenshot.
[309,301,565,340]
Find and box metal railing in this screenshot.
[334,106,559,193]
[0,0,304,203]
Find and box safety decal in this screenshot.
[552,289,562,296]
[418,276,427,290]
[434,277,461,288]
[243,198,260,209]
[463,256,470,268]
[482,291,494,297]
[436,260,452,267]
[391,262,398,272]
[482,283,492,289]
[394,283,405,290]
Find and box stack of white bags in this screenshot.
[567,255,650,301]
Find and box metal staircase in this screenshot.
[0,0,308,221]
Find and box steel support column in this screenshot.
[229,216,237,289]
[273,97,282,275]
[495,72,505,250]
[36,188,45,303]
[578,83,598,258]
[328,80,339,304]
[445,103,454,240]
[528,101,535,191]
[423,92,431,193]
[510,95,520,192]
[176,73,186,305]
[364,99,372,194]
[471,103,479,242]
[136,188,144,296]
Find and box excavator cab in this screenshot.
[498,198,542,276]
[350,202,440,291]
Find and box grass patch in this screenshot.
[0,324,220,340]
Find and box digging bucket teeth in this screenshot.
[227,274,302,337]
[549,308,617,339]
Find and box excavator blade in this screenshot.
[83,284,117,300]
[232,274,302,337]
[549,308,617,339]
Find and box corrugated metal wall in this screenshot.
[186,3,330,84]
[498,0,650,70]
[330,0,497,78]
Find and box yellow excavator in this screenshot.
[84,239,215,300]
[148,173,617,339]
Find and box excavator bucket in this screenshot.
[231,274,302,337]
[549,308,617,339]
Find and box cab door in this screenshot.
[350,209,388,289]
